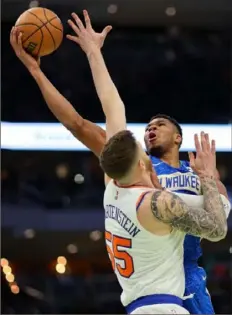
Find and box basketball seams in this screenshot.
[20,16,57,44]
[28,10,56,51]
[24,27,43,56]
[43,9,63,33]
[36,28,44,56]
[46,21,63,32]
[42,8,56,50]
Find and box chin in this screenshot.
[148,145,166,158]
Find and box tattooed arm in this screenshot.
[150,176,227,242]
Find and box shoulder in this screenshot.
[136,190,172,235]
[150,156,161,165]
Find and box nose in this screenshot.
[149,126,157,132]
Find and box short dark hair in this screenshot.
[99,130,138,180]
[149,114,183,146]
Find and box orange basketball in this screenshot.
[15,7,63,57]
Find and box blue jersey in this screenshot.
[150,156,202,287]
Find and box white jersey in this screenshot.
[104,180,186,309]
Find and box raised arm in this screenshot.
[10,27,106,157]
[67,10,126,140]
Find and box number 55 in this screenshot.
[105,231,134,278]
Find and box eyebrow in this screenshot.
[146,119,167,129]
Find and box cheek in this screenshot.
[144,134,149,145]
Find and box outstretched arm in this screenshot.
[87,47,126,139]
[67,10,126,140]
[10,26,106,157]
[30,68,106,156]
[149,175,227,242]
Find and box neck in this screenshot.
[159,148,180,168]
[117,172,153,188]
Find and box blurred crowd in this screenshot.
[1,152,104,209]
[1,151,232,210]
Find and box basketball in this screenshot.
[15,7,63,57]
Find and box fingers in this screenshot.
[194,134,201,153]
[67,19,80,36]
[10,26,24,55]
[10,26,17,48]
[204,133,211,152]
[71,12,84,30]
[83,10,92,29]
[200,131,208,152]
[66,34,80,44]
[102,25,113,37]
[17,31,23,47]
[211,139,216,155]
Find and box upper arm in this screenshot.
[149,190,227,242]
[68,118,106,157]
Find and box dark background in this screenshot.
[1,0,232,313]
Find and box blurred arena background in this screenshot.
[1,0,232,313]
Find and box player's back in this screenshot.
[104,180,187,314]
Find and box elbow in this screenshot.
[64,117,84,134]
[208,224,228,242]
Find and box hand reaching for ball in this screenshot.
[10,27,40,72]
[67,10,112,55]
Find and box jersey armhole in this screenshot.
[136,191,151,211]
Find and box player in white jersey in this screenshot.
[62,11,227,314]
[101,131,227,314]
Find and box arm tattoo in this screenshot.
[151,183,227,241]
[201,176,227,235]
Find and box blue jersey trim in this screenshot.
[126,294,183,314]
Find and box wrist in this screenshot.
[29,66,42,78]
[86,45,101,59]
[198,171,216,180]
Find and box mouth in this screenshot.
[148,131,157,143]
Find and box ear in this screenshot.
[139,159,146,171]
[174,133,182,146]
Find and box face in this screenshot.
[144,118,181,157]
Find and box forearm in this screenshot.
[30,68,82,128]
[30,68,106,156]
[215,179,229,199]
[150,190,227,241]
[200,175,227,231]
[174,192,231,219]
[87,47,126,138]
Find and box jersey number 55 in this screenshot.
[105,231,134,278]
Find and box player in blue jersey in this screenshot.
[11,11,230,314]
[144,114,219,314]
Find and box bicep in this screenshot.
[70,119,106,157]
